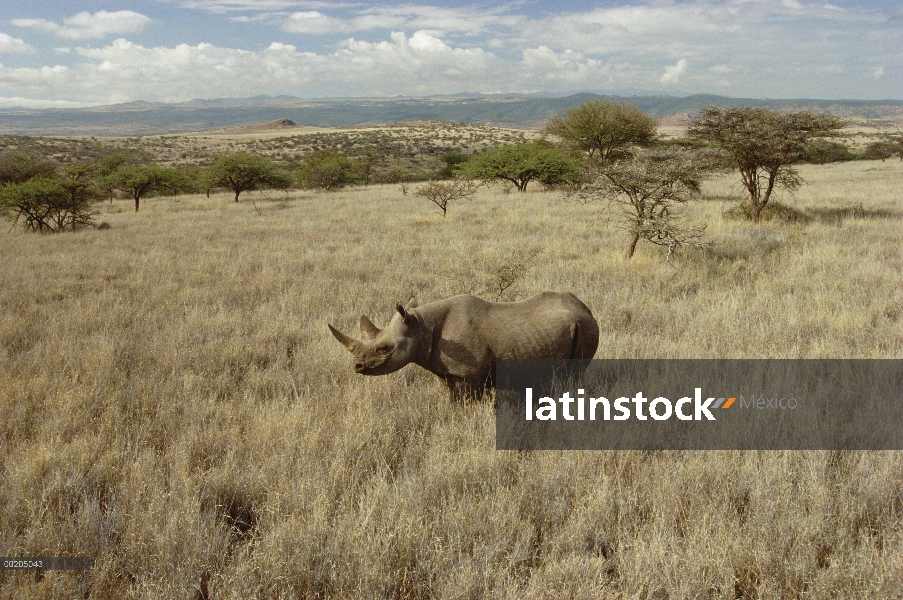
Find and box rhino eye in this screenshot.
[378,344,393,353]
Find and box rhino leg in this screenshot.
[444,375,485,403]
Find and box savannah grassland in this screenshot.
[1,155,902,598]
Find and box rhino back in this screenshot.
[479,292,598,359]
[421,293,598,378]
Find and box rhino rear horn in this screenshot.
[328,324,359,352]
[359,315,381,339]
[396,303,416,326]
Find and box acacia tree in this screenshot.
[107,164,185,212]
[803,140,855,165]
[458,141,580,192]
[0,176,101,233]
[890,135,903,160]
[0,150,58,185]
[412,178,479,217]
[861,141,897,162]
[568,150,717,260]
[295,151,361,191]
[688,107,846,220]
[206,153,292,202]
[96,152,136,202]
[544,100,658,164]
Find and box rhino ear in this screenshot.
[396,303,417,326]
[328,324,359,352]
[359,315,381,340]
[405,297,418,310]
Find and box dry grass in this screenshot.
[1,159,902,598]
[1,121,537,171]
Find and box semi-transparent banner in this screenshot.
[495,360,903,450]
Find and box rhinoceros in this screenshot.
[328,291,599,400]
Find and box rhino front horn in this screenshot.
[359,316,381,340]
[328,324,359,352]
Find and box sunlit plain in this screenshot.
[1,159,902,597]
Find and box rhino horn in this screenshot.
[396,303,417,325]
[359,315,381,339]
[328,324,359,352]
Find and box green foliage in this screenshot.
[567,149,718,260]
[0,176,101,233]
[0,150,58,185]
[860,141,896,162]
[544,100,658,164]
[97,152,140,176]
[724,200,810,223]
[107,164,186,212]
[174,165,212,195]
[206,152,293,202]
[383,166,413,184]
[295,150,361,191]
[458,142,581,192]
[688,106,847,221]
[802,140,857,165]
[889,135,903,160]
[434,152,470,179]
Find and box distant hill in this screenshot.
[1,93,901,136]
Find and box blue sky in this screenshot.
[0,1,899,107]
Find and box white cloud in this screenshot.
[174,0,345,14]
[0,32,33,53]
[11,11,152,40]
[0,34,629,105]
[660,59,687,84]
[0,96,86,109]
[1,1,899,103]
[281,5,517,36]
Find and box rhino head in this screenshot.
[328,300,423,376]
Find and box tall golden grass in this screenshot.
[1,159,901,598]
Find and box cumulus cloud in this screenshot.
[660,59,687,84]
[11,11,152,40]
[1,1,899,104]
[0,32,33,53]
[0,34,630,105]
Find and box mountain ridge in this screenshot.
[2,93,901,137]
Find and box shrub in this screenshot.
[688,107,846,221]
[567,149,718,260]
[458,142,581,192]
[0,177,101,233]
[412,179,479,217]
[434,152,470,179]
[544,100,658,164]
[860,142,896,162]
[0,150,58,185]
[206,153,293,202]
[296,151,361,191]
[107,165,186,212]
[802,140,856,165]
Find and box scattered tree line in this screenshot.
[2,100,893,244]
